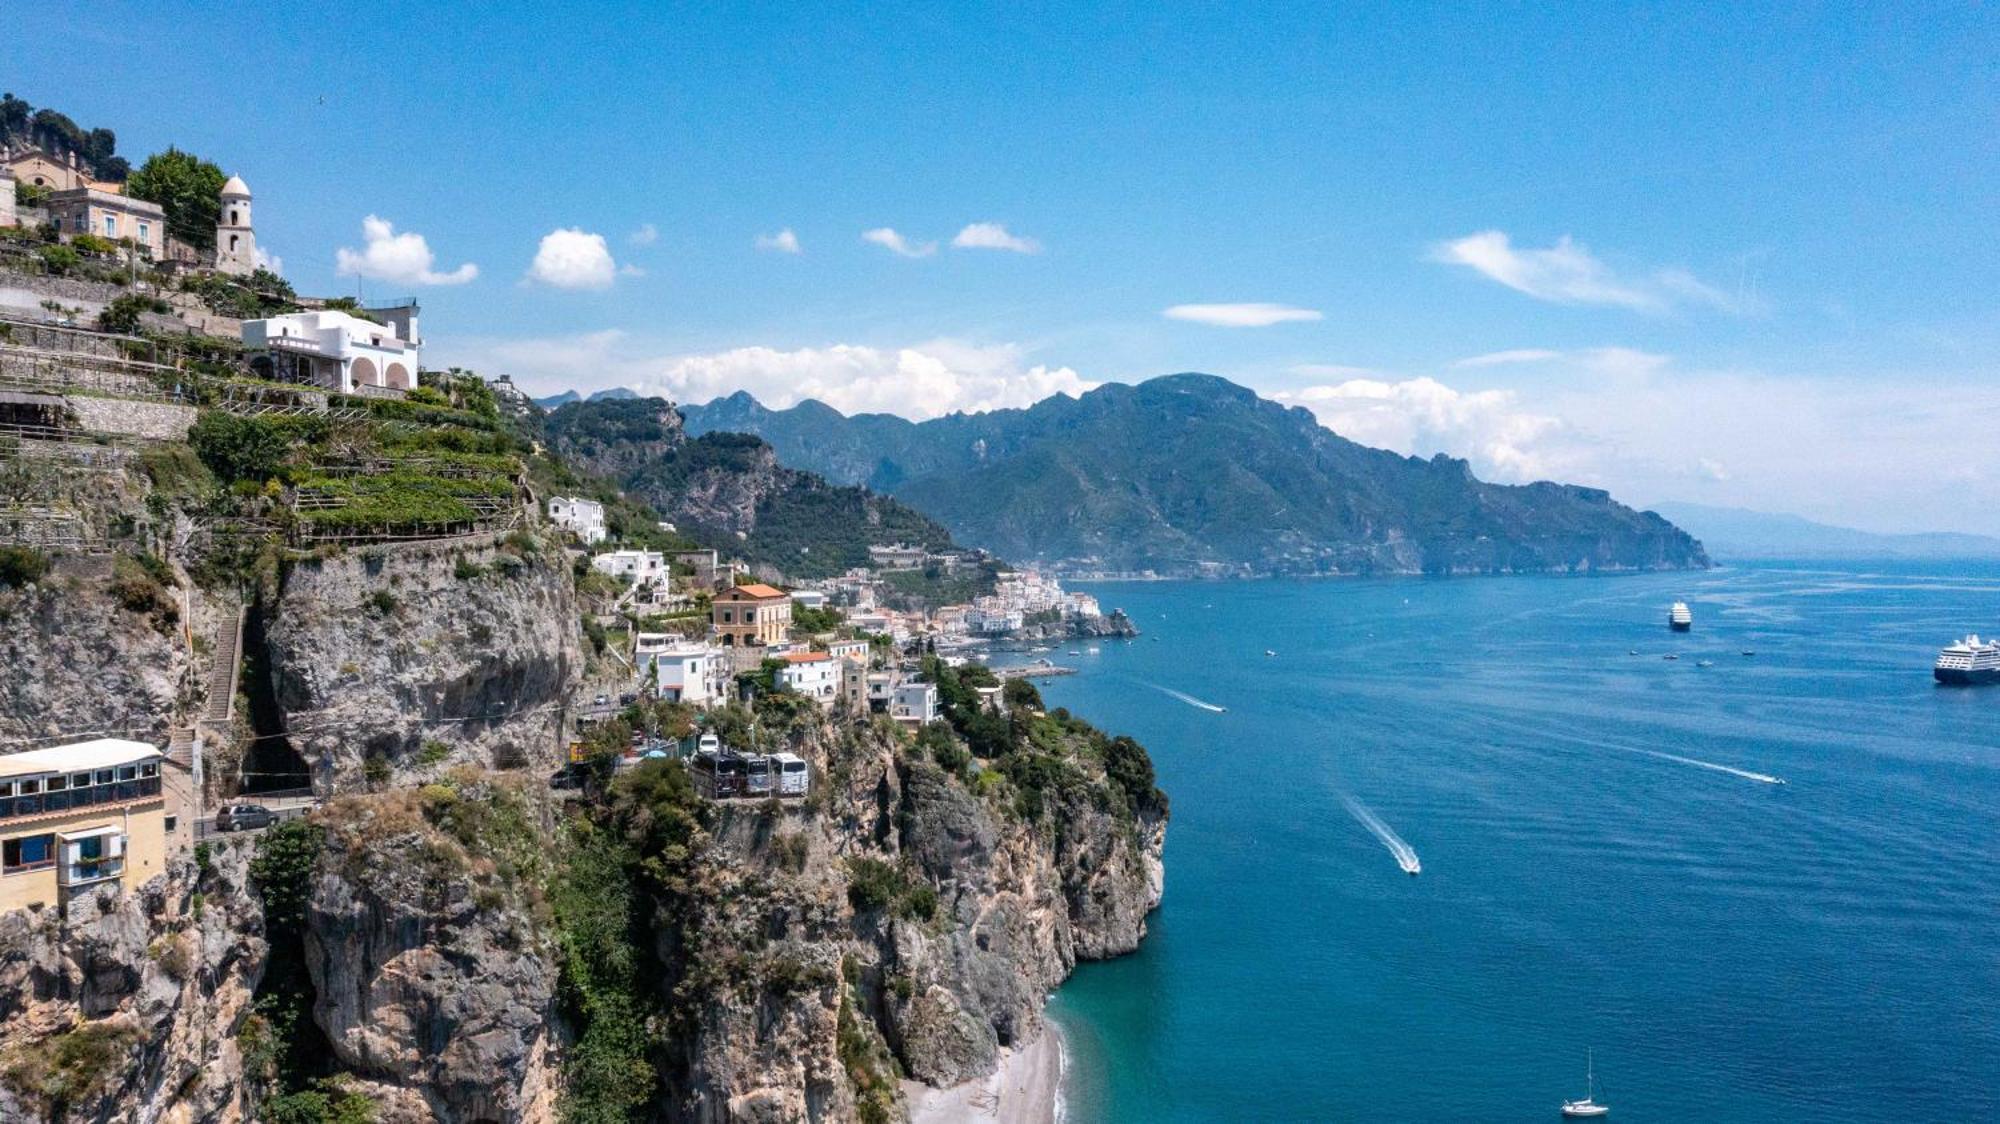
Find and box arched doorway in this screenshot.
[385,363,411,390]
[350,357,379,389]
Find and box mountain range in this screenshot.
[1647,502,2000,560]
[538,396,961,579]
[681,374,1708,575]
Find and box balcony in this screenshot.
[0,775,161,824]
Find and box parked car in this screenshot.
[215,804,274,832]
[548,764,588,790]
[594,693,609,706]
[618,692,637,705]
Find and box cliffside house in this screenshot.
[1,740,168,913]
[890,681,941,727]
[776,652,841,707]
[828,639,871,665]
[549,496,607,545]
[3,145,107,193]
[241,309,420,395]
[635,634,723,705]
[712,583,792,647]
[672,549,734,590]
[788,589,829,610]
[46,186,166,258]
[591,549,666,586]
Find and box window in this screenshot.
[0,782,12,797]
[117,766,137,781]
[3,834,54,871]
[104,215,117,237]
[140,763,158,779]
[77,836,104,862]
[164,816,177,832]
[45,776,66,792]
[95,770,114,785]
[137,221,149,242]
[17,779,40,796]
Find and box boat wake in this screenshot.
[1633,747,1785,785]
[1342,795,1422,874]
[1142,681,1227,713]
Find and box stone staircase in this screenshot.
[201,605,246,726]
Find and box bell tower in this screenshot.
[215,174,257,276]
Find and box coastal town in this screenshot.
[0,103,1164,1124]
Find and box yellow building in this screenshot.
[1,740,170,914]
[712,583,793,647]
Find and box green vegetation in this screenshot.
[0,1017,141,1116]
[262,1080,377,1124]
[845,856,938,922]
[126,146,226,250]
[109,552,179,629]
[791,603,844,633]
[0,93,130,180]
[837,956,901,1124]
[189,412,325,485]
[179,268,300,319]
[0,545,52,588]
[96,293,171,334]
[246,819,331,1106]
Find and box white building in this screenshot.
[789,589,829,611]
[242,309,421,395]
[827,639,871,665]
[635,634,723,705]
[214,175,257,276]
[549,496,607,545]
[891,681,941,726]
[777,652,841,707]
[591,549,666,586]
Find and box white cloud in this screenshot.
[1289,363,1381,379]
[1454,348,1564,368]
[1431,230,1750,314]
[1162,302,1324,328]
[952,222,1041,254]
[334,215,478,286]
[1276,377,1574,482]
[756,228,802,254]
[628,223,658,246]
[861,227,937,258]
[253,245,284,276]
[526,228,619,290]
[446,333,1094,421]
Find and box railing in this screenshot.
[59,858,124,887]
[350,383,408,400]
[0,775,162,822]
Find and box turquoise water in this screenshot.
[1029,563,2000,1122]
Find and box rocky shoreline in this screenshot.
[905,1022,1065,1124]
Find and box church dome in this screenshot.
[221,175,251,197]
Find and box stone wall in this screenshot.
[65,396,197,440]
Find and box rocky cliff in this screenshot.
[0,843,266,1123]
[265,533,583,794]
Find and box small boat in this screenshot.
[1264,649,1277,657]
[1663,654,1679,661]
[1741,650,1756,657]
[1696,660,1715,668]
[1561,1050,1610,1117]
[1628,649,1639,656]
[1669,601,1693,631]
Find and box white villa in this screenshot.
[890,681,941,726]
[549,496,607,545]
[591,549,666,585]
[635,634,723,705]
[242,309,421,395]
[778,652,841,707]
[789,589,829,611]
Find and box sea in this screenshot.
[1012,561,1999,1123]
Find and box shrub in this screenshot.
[69,232,118,256]
[109,554,178,628]
[367,589,397,615]
[415,740,451,768]
[189,411,307,484]
[36,243,79,276]
[452,555,485,581]
[0,546,52,588]
[96,292,169,334]
[362,754,392,787]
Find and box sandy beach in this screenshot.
[903,1023,1065,1124]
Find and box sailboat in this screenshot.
[1560,1049,1610,1117]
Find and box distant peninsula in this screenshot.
[681,374,1710,577]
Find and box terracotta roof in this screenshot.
[784,652,833,663]
[720,583,787,600]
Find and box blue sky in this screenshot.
[8,3,1998,531]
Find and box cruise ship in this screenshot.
[1668,601,1693,631]
[1933,634,2000,685]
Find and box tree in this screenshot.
[126,147,226,250]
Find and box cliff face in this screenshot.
[303,784,563,1123]
[0,845,266,1124]
[0,567,188,747]
[642,704,1168,1121]
[265,535,582,794]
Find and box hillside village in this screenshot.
[0,99,1163,1124]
